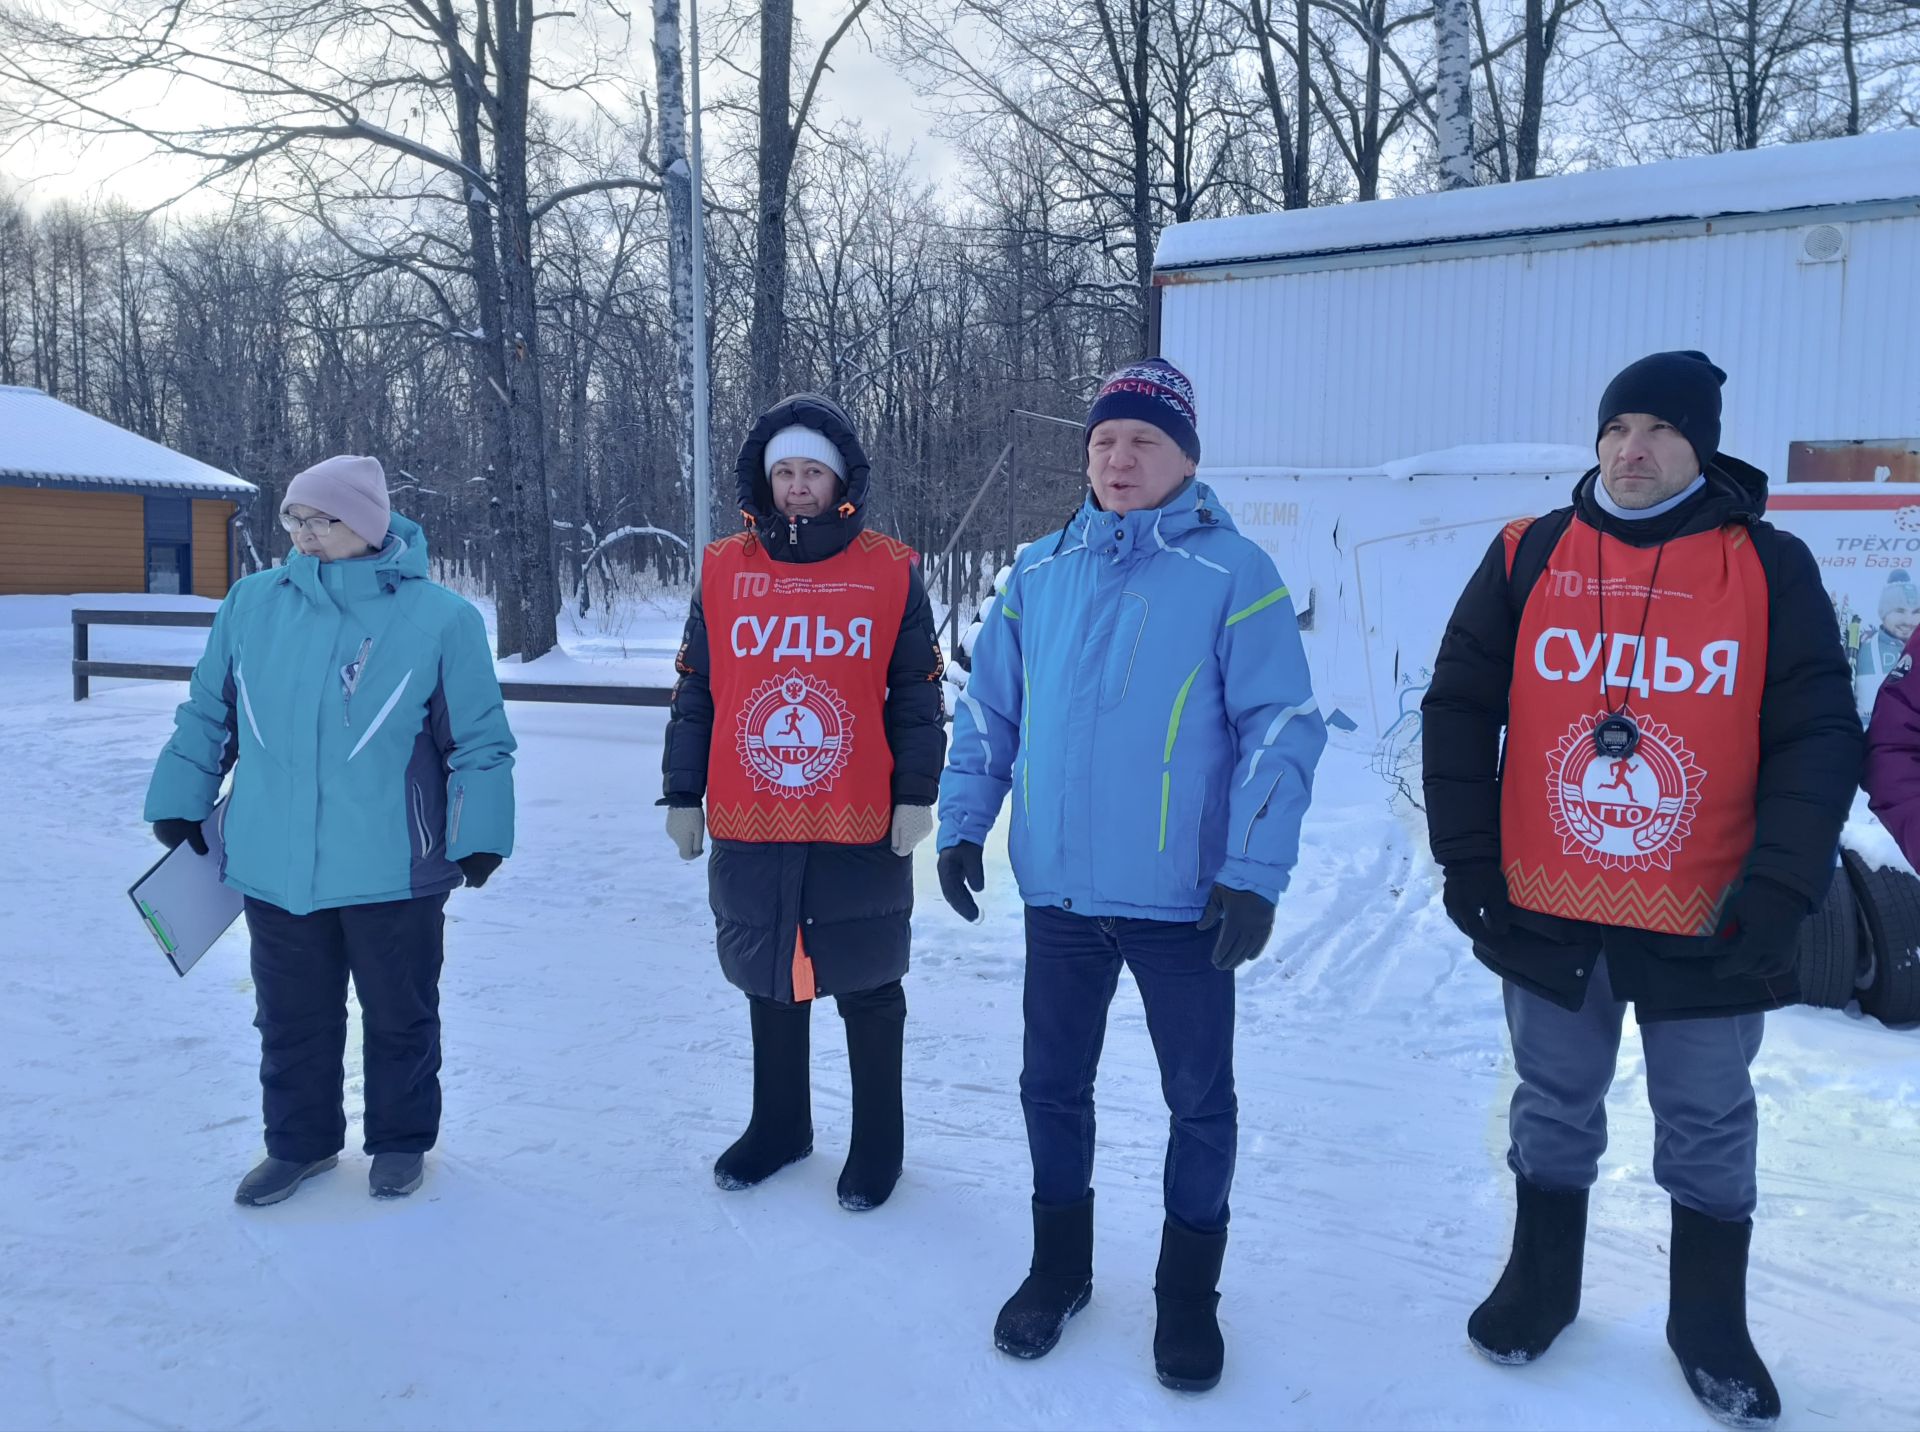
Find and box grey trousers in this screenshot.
[1504,957,1764,1221]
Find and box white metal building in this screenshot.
[1153,132,1920,479]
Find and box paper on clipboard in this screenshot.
[129,799,243,977]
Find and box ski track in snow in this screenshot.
[1,597,1915,1431]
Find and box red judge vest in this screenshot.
[700,527,914,846]
[1500,516,1769,937]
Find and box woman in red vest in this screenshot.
[662,394,947,1212]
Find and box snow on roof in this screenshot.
[1203,443,1594,482]
[1376,443,1594,480]
[1156,131,1920,272]
[0,385,257,498]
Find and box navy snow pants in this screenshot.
[1020,903,1238,1233]
[244,894,449,1162]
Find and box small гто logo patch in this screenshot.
[1546,709,1703,870]
[738,669,853,798]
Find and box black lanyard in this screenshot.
[1591,512,1684,758]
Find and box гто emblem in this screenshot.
[738,670,854,797]
[1546,708,1703,870]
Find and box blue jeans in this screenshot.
[1020,904,1238,1232]
[1505,955,1764,1220]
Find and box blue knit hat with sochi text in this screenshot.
[1085,357,1201,462]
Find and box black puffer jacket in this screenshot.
[1421,457,1862,1020]
[662,394,947,1002]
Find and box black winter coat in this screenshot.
[662,394,948,1003]
[1421,458,1862,1020]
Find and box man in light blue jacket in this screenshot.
[937,359,1325,1392]
[146,456,515,1206]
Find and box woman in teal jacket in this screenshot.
[145,455,515,1206]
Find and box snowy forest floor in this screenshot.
[2,594,1915,1432]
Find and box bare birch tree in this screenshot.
[1436,0,1478,184]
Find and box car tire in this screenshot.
[1840,848,1920,1027]
[1794,863,1862,1011]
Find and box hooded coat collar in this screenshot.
[1572,454,1769,548]
[278,512,431,606]
[1062,477,1233,565]
[733,392,873,565]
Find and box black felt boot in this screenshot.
[1666,1201,1781,1429]
[1468,1176,1588,1365]
[994,1193,1094,1359]
[713,996,813,1190]
[1153,1219,1227,1392]
[836,982,905,1212]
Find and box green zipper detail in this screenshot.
[1158,662,1205,851]
[1164,662,1204,763]
[1021,671,1032,820]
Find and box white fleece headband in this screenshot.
[763,425,846,481]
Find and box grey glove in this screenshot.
[666,804,705,860]
[889,803,935,858]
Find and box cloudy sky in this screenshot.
[3,0,962,210]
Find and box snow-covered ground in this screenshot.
[2,593,1915,1432]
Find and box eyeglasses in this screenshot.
[280,513,345,536]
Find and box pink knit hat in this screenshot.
[282,455,391,548]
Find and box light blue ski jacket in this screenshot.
[144,514,516,915]
[938,481,1325,919]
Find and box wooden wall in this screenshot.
[0,487,237,597]
[0,487,145,595]
[193,500,235,599]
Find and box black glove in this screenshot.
[1712,878,1807,982]
[153,818,208,856]
[938,840,985,922]
[1197,883,1276,971]
[1442,861,1512,946]
[458,853,504,890]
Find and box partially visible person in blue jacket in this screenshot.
[937,359,1326,1393]
[145,455,515,1207]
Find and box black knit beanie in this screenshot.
[1596,350,1727,467]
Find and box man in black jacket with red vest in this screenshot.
[1422,352,1861,1429]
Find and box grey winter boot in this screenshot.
[1666,1201,1781,1429]
[370,1152,426,1199]
[234,1155,337,1207]
[994,1193,1095,1359]
[1468,1176,1588,1364]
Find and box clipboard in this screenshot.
[129,799,244,977]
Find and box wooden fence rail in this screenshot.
[71,609,675,708]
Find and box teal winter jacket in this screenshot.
[938,481,1326,919]
[144,514,516,915]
